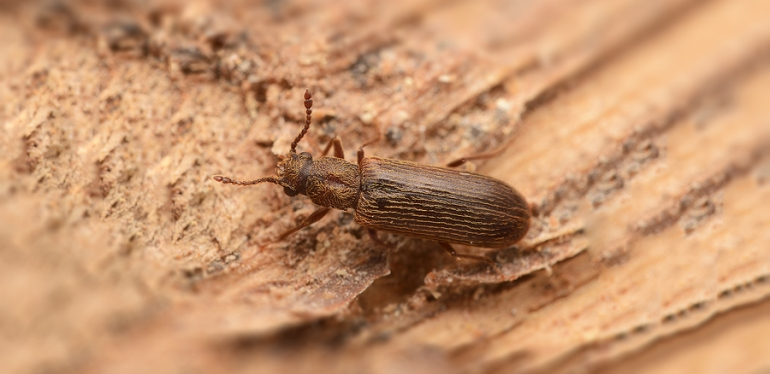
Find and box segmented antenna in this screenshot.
[290,89,313,153]
[212,175,281,186]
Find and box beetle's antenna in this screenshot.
[290,89,313,153]
[212,175,281,186]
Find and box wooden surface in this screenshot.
[1,0,769,373]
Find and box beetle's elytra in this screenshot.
[214,89,531,266]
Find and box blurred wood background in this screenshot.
[1,0,769,373]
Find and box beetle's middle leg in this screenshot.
[357,125,382,165]
[321,136,345,159]
[277,207,331,241]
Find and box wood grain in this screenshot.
[1,1,769,373]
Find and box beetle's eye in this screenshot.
[283,186,298,197]
[298,152,312,160]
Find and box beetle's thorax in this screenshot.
[277,152,361,210]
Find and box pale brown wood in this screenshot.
[1,1,769,374]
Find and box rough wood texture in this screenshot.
[1,1,769,373]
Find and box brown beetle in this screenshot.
[214,89,530,266]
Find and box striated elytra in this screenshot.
[356,157,529,247]
[214,89,531,266]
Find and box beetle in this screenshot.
[214,89,531,266]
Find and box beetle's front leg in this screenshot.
[277,207,331,241]
[321,136,345,159]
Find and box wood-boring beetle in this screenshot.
[214,89,531,267]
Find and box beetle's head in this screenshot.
[276,151,313,197]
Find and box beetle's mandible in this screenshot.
[214,89,531,266]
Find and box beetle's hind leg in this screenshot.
[445,146,507,168]
[277,207,331,241]
[367,228,391,249]
[438,242,493,264]
[439,242,502,275]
